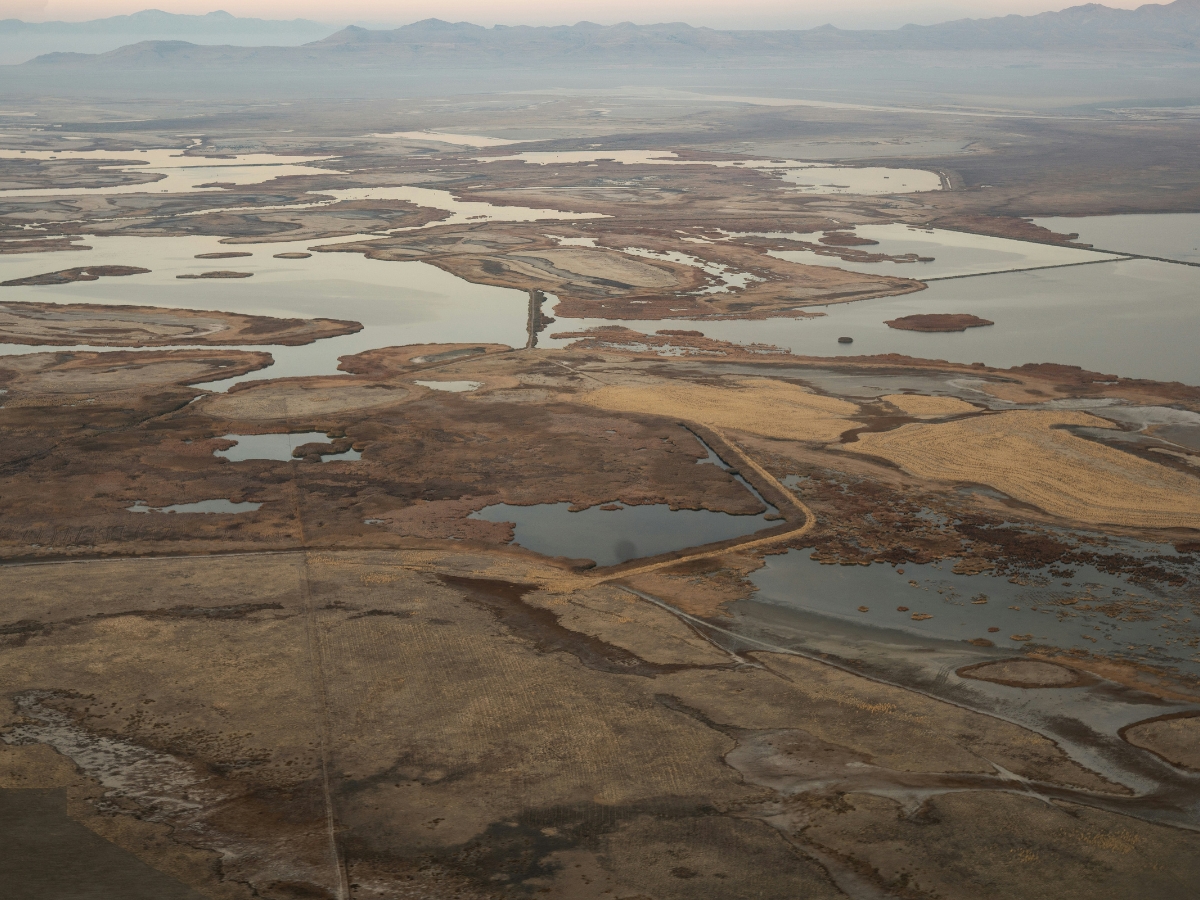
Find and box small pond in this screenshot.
[413,380,482,392]
[214,432,360,462]
[750,547,1200,675]
[127,499,261,514]
[470,500,776,567]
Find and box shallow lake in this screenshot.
[750,547,1200,676]
[470,500,776,567]
[545,258,1200,385]
[1032,212,1200,264]
[0,148,338,197]
[127,499,261,514]
[0,233,531,390]
[1,217,1199,388]
[761,223,1121,279]
[477,149,943,194]
[215,432,360,462]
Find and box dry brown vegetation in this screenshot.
[1,336,1199,897]
[848,410,1200,529]
[0,301,361,347]
[3,550,1195,899]
[885,313,994,332]
[580,377,860,443]
[3,88,1200,897]
[881,393,980,417]
[1121,714,1200,772]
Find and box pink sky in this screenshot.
[0,1,1153,29]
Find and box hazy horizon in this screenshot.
[0,0,1160,31]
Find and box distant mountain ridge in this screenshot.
[0,9,329,35]
[13,0,1200,69]
[0,8,334,65]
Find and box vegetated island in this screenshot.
[886,313,994,332]
[1,265,150,286]
[0,300,362,347]
[195,251,253,259]
[819,231,880,246]
[177,270,254,279]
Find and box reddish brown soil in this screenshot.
[176,271,253,280]
[820,232,880,247]
[885,314,995,332]
[2,265,149,287]
[930,215,1090,246]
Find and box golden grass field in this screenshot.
[1122,716,1200,771]
[882,393,979,417]
[522,248,681,288]
[199,381,410,419]
[581,377,860,443]
[849,410,1200,529]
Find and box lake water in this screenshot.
[413,380,483,392]
[0,233,531,390]
[470,500,777,567]
[759,223,1122,279]
[1033,213,1200,264]
[0,147,610,228]
[378,131,522,147]
[1,207,1199,389]
[750,546,1200,676]
[0,148,338,197]
[126,499,261,514]
[215,432,360,462]
[545,257,1200,385]
[477,149,944,194]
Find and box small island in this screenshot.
[0,301,362,347]
[2,265,150,287]
[176,270,254,279]
[885,313,995,332]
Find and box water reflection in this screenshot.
[750,547,1200,675]
[544,258,1200,385]
[215,433,360,462]
[759,223,1121,279]
[470,500,776,567]
[1033,213,1200,264]
[127,499,261,514]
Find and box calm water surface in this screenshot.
[1033,213,1200,264]
[471,500,777,566]
[763,223,1121,279]
[751,547,1200,675]
[215,432,360,462]
[545,258,1200,384]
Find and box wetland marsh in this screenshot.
[2,56,1200,900]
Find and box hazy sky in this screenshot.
[0,1,1152,29]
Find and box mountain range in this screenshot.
[0,9,333,65]
[8,1,1200,70]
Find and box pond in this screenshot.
[469,500,778,567]
[214,432,360,462]
[127,499,261,514]
[749,546,1200,676]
